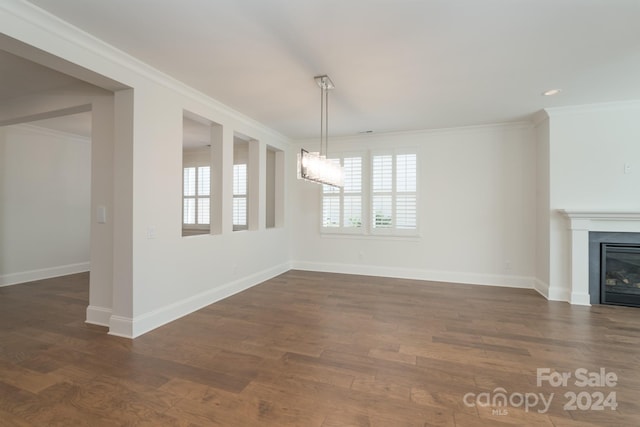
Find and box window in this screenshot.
[322,159,341,227]
[343,157,363,228]
[182,112,222,237]
[319,150,417,236]
[233,163,247,229]
[372,155,393,228]
[322,156,363,230]
[183,165,210,225]
[395,154,417,229]
[372,152,417,232]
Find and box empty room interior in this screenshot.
[1,1,640,426]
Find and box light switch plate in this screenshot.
[97,206,107,224]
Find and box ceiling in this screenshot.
[12,0,640,139]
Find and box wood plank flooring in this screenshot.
[1,270,639,426]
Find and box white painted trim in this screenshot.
[560,209,640,305]
[110,262,291,339]
[291,261,535,290]
[533,279,572,303]
[295,121,534,145]
[85,305,112,327]
[320,231,421,242]
[560,210,640,222]
[13,123,91,142]
[108,315,134,339]
[545,100,640,117]
[570,292,591,306]
[533,278,550,299]
[548,286,570,303]
[0,262,90,287]
[531,110,549,127]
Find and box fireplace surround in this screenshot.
[561,210,640,305]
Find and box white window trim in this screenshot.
[183,164,211,229]
[320,148,419,238]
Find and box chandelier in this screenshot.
[297,75,344,188]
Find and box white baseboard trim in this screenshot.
[108,315,134,339]
[0,262,90,287]
[534,279,573,303]
[570,292,591,306]
[547,286,571,302]
[110,262,291,339]
[534,278,550,299]
[291,261,535,289]
[86,305,112,327]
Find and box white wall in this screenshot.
[291,123,537,288]
[125,84,289,337]
[546,101,640,301]
[0,124,90,285]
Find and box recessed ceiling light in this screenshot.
[542,89,562,96]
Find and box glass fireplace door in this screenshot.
[601,244,640,307]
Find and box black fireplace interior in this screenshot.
[601,243,640,307]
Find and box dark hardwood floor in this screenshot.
[1,271,639,426]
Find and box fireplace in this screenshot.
[589,231,640,306]
[562,210,640,305]
[601,243,640,307]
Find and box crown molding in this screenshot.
[545,99,640,117]
[531,109,549,127]
[10,122,90,142]
[294,120,534,145]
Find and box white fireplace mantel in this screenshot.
[560,210,640,305]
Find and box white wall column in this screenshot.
[249,139,263,231]
[109,89,134,337]
[86,95,115,326]
[210,124,223,235]
[222,126,234,233]
[565,218,591,305]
